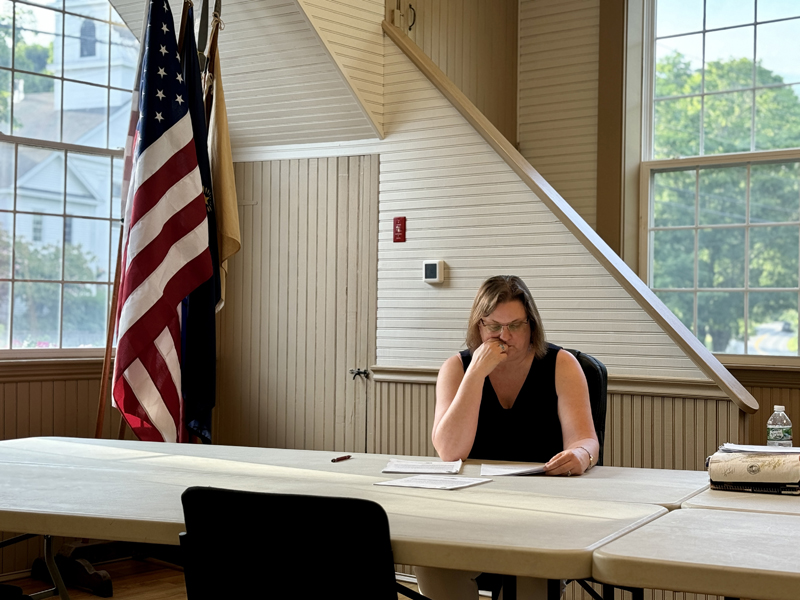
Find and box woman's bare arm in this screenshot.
[543,350,599,475]
[431,341,506,461]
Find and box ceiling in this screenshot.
[111,0,379,149]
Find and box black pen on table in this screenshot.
[331,455,352,463]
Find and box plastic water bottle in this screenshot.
[767,405,793,447]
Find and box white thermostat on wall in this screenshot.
[423,260,445,283]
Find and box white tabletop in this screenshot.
[593,509,800,600]
[462,460,708,510]
[682,489,800,515]
[0,437,667,580]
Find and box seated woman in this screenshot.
[415,275,599,600]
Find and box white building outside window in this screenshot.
[0,0,139,351]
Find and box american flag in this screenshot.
[112,0,212,443]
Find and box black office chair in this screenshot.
[563,348,607,467]
[180,486,430,600]
[478,348,609,600]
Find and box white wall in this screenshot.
[235,3,709,383]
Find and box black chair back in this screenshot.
[180,486,401,600]
[563,348,607,466]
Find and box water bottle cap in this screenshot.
[774,405,785,412]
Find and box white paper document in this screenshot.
[719,443,800,454]
[382,458,463,474]
[374,475,491,490]
[479,463,546,477]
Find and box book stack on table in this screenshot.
[707,443,800,495]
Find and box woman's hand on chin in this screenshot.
[468,338,508,378]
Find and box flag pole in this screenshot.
[94,0,149,439]
[177,0,192,54]
[203,0,221,124]
[94,229,123,438]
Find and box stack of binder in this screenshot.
[707,443,800,495]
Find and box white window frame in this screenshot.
[0,0,135,358]
[637,0,800,365]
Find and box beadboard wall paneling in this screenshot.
[0,376,129,576]
[518,0,600,228]
[397,0,517,145]
[216,155,379,450]
[234,31,713,384]
[606,393,741,472]
[111,0,378,146]
[297,0,386,135]
[743,385,800,446]
[370,380,743,471]
[369,380,436,456]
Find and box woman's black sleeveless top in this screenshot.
[464,343,563,462]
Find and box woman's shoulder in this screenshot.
[553,345,584,376]
[437,353,468,387]
[441,352,468,374]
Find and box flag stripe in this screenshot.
[125,167,203,270]
[122,357,178,442]
[129,140,200,232]
[140,333,183,440]
[115,377,165,442]
[119,202,208,321]
[155,325,182,403]
[133,112,194,195]
[118,221,210,343]
[115,251,212,375]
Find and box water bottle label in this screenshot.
[768,427,792,441]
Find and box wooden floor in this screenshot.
[5,559,420,599]
[7,560,187,600]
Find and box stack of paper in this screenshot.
[375,476,490,490]
[376,458,490,490]
[479,463,545,476]
[718,443,800,454]
[382,459,463,474]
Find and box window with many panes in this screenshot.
[0,0,138,351]
[646,0,800,357]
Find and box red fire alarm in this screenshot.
[393,216,406,242]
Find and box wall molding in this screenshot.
[371,365,732,400]
[371,365,439,385]
[608,375,728,399]
[0,358,108,383]
[727,367,800,389]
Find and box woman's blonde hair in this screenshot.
[465,275,547,358]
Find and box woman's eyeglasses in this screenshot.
[480,319,528,333]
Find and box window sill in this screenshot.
[720,355,800,388]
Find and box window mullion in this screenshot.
[694,167,699,336]
[2,0,136,354]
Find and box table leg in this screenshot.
[547,579,561,600]
[502,575,516,600]
[29,536,71,600]
[0,533,36,549]
[601,584,614,599]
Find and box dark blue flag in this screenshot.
[180,4,221,444]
